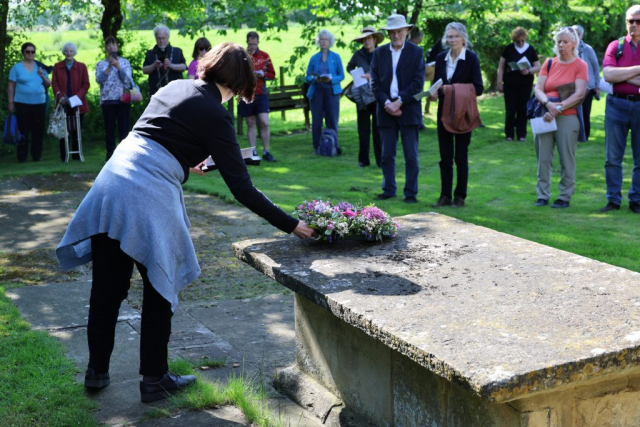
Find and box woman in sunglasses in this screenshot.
[7,42,51,162]
[57,42,316,403]
[187,37,211,79]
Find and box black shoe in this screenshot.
[403,196,418,204]
[262,151,277,162]
[375,193,396,201]
[630,202,640,214]
[599,202,620,212]
[451,196,465,208]
[358,162,369,168]
[551,199,570,209]
[140,372,197,403]
[84,368,110,389]
[432,196,452,207]
[534,199,549,207]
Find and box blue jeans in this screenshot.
[604,96,640,205]
[379,121,419,198]
[310,84,340,150]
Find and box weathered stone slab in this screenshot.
[234,213,640,425]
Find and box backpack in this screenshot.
[2,114,24,146]
[316,128,342,157]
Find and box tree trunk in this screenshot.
[0,0,9,103]
[409,0,423,25]
[100,0,123,40]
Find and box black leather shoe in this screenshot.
[599,202,620,212]
[375,193,396,201]
[451,196,465,208]
[630,202,640,214]
[403,196,418,204]
[551,199,570,209]
[84,368,110,389]
[140,372,197,403]
[534,199,549,207]
[432,196,452,207]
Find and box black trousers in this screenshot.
[59,111,83,161]
[101,102,131,159]
[15,102,46,162]
[88,234,173,376]
[356,103,381,167]
[437,115,471,200]
[582,89,596,140]
[503,83,532,139]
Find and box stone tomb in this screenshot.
[233,213,640,426]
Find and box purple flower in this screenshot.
[343,208,357,217]
[337,201,353,211]
[361,206,386,220]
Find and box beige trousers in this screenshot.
[534,114,580,202]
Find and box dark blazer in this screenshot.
[371,42,425,127]
[433,49,484,100]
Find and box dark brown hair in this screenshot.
[191,37,212,60]
[104,36,117,45]
[21,42,36,53]
[246,31,259,42]
[198,42,256,102]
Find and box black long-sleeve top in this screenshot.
[133,79,298,234]
[433,49,484,98]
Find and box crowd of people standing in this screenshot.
[6,7,640,214]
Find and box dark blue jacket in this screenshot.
[371,42,425,127]
[433,49,484,99]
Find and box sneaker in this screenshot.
[262,151,277,162]
[534,199,549,207]
[451,196,465,208]
[84,368,110,389]
[518,137,527,142]
[550,199,570,209]
[599,202,620,212]
[505,137,513,141]
[140,371,197,403]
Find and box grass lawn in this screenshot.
[0,286,98,426]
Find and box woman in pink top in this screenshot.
[533,27,587,209]
[187,37,211,79]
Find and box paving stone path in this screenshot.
[1,174,322,427]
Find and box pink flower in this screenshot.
[343,208,356,217]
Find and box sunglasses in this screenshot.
[199,47,210,52]
[24,50,36,54]
[628,19,640,25]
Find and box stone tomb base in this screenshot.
[285,294,640,427]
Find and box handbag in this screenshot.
[2,114,24,145]
[47,102,66,139]
[122,77,143,103]
[526,59,554,119]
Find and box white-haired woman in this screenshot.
[306,29,345,152]
[52,42,90,161]
[430,22,484,208]
[533,27,587,209]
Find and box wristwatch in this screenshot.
[542,100,549,106]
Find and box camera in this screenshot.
[157,54,166,63]
[110,51,118,59]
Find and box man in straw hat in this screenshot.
[347,27,385,168]
[371,14,425,203]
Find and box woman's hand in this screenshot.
[497,82,503,93]
[520,68,530,76]
[293,220,317,239]
[362,73,371,80]
[546,102,561,117]
[8,101,14,114]
[543,112,554,122]
[60,96,69,105]
[189,160,207,177]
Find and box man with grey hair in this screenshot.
[142,25,186,96]
[600,5,640,213]
[572,24,600,141]
[371,14,425,203]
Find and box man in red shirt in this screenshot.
[601,5,640,213]
[238,31,277,162]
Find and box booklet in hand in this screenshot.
[508,57,532,71]
[413,78,443,101]
[201,147,261,173]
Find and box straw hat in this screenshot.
[380,14,413,31]
[352,27,384,44]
